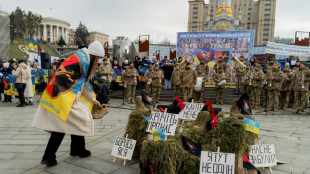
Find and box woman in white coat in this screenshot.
[24,64,34,105]
[32,41,103,166]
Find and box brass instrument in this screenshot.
[249,72,253,86]
[232,55,246,73]
[178,58,187,70]
[269,76,272,87]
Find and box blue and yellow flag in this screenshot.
[243,117,260,134]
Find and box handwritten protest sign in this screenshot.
[146,112,179,136]
[249,144,277,168]
[111,136,136,161]
[178,102,204,120]
[200,151,235,174]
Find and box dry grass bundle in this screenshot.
[124,110,150,158]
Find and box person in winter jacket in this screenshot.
[12,60,30,107]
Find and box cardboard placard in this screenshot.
[111,136,136,160]
[179,102,204,120]
[249,144,277,168]
[146,112,179,136]
[200,151,235,174]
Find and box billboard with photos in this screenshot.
[177,30,255,65]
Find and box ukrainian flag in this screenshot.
[243,117,260,134]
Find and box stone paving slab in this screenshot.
[0,96,310,174]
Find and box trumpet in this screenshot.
[249,72,253,86]
[232,55,246,73]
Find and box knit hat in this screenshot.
[269,58,275,61]
[186,62,192,66]
[154,64,159,67]
[103,58,108,62]
[301,62,308,67]
[149,64,154,67]
[284,64,290,68]
[246,62,251,66]
[3,62,9,68]
[255,64,261,68]
[267,66,272,70]
[88,41,105,57]
[174,63,180,67]
[293,67,298,70]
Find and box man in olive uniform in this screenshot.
[151,64,164,103]
[280,65,293,109]
[264,58,275,73]
[262,67,272,107]
[214,56,227,73]
[193,66,205,102]
[245,62,253,101]
[97,58,114,84]
[291,67,298,109]
[144,65,154,95]
[214,67,227,105]
[181,62,197,102]
[294,62,310,114]
[235,56,247,94]
[240,62,251,94]
[171,64,182,98]
[124,62,138,104]
[268,63,283,111]
[251,64,264,109]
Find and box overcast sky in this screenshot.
[1,0,309,44]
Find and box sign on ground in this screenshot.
[111,136,136,160]
[249,144,277,168]
[146,112,179,136]
[178,102,204,120]
[200,151,235,174]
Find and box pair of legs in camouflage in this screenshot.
[215,88,224,105]
[151,86,161,103]
[173,85,181,98]
[268,89,280,111]
[280,91,290,109]
[252,87,261,108]
[183,87,193,102]
[294,91,308,113]
[126,85,136,103]
[193,90,204,102]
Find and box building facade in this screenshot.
[87,31,109,45]
[188,0,276,46]
[0,10,10,60]
[38,17,70,44]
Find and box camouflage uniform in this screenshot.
[124,66,138,104]
[280,67,293,109]
[291,68,298,109]
[144,67,153,95]
[235,58,246,93]
[268,67,283,111]
[151,68,164,103]
[214,68,227,105]
[97,62,115,84]
[181,66,197,102]
[293,64,310,113]
[240,64,251,94]
[251,65,264,108]
[214,57,227,73]
[171,65,182,98]
[193,66,205,102]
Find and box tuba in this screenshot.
[232,56,246,73]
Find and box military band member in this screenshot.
[144,65,154,95]
[245,63,253,101]
[151,64,164,103]
[291,67,298,109]
[171,64,182,98]
[214,67,227,105]
[280,65,293,110]
[181,62,197,102]
[252,64,264,109]
[214,56,227,73]
[235,56,246,93]
[262,66,272,107]
[193,66,205,102]
[97,58,114,84]
[268,63,283,111]
[294,62,310,114]
[123,62,138,104]
[240,62,251,94]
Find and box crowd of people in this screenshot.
[1,52,309,114]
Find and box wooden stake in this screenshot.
[164,109,168,140]
[217,147,220,152]
[113,157,116,163]
[269,166,273,173]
